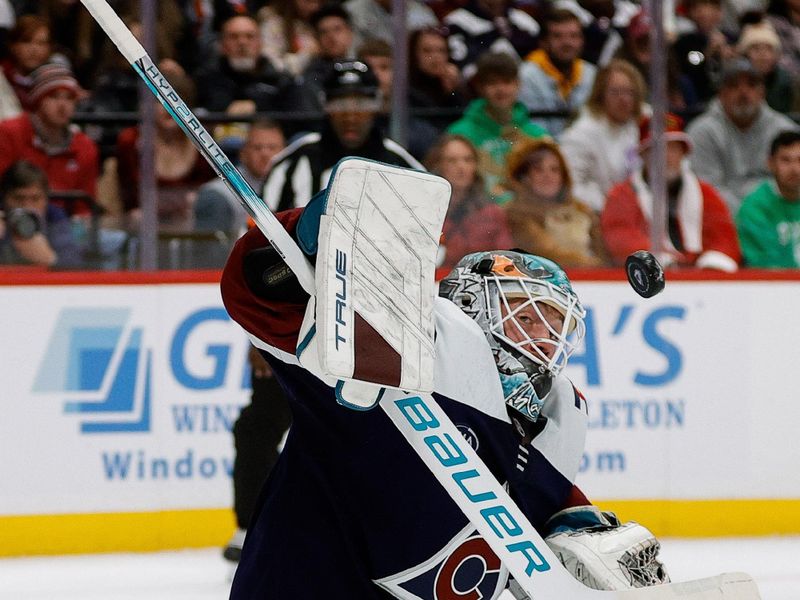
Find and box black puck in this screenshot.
[625,251,665,298]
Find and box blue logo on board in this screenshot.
[33,308,151,433]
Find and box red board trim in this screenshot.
[2,268,800,287]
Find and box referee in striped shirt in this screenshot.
[263,60,423,212]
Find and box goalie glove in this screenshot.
[543,506,669,591]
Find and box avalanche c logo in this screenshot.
[375,526,508,600]
[434,536,502,599]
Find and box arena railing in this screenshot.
[74,106,762,129]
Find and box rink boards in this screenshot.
[1,270,799,556]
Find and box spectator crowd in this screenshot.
[2,0,800,271]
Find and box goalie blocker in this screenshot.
[293,158,450,408]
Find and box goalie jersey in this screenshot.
[222,210,590,600]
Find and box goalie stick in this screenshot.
[79,2,761,598]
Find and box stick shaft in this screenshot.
[383,392,585,597]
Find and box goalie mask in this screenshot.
[439,251,586,423]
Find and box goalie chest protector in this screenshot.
[229,301,586,600]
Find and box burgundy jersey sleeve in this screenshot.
[220,208,307,356]
[563,485,591,509]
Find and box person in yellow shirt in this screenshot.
[519,8,597,136]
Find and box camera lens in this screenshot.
[7,208,41,240]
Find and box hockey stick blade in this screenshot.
[618,572,760,599]
[78,0,314,295]
[508,572,759,599]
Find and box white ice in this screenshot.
[1,537,797,599]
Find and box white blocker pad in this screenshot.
[314,158,450,398]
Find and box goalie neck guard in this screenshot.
[439,251,586,423]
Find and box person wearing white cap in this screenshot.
[737,21,800,114]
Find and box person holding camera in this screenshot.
[0,160,83,268]
[0,63,98,217]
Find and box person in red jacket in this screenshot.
[116,70,215,230]
[115,70,215,228]
[0,63,98,216]
[600,113,741,271]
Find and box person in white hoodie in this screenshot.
[687,57,799,214]
[0,69,21,121]
[558,58,645,212]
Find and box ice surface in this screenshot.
[1,537,797,599]
[658,537,800,600]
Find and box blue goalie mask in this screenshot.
[439,251,586,422]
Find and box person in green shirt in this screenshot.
[737,130,800,267]
[448,52,549,203]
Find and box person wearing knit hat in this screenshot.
[27,63,86,108]
[0,62,98,216]
[737,21,781,54]
[601,113,741,272]
[737,22,800,114]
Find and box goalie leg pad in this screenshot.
[545,510,669,591]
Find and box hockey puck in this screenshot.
[625,251,665,298]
